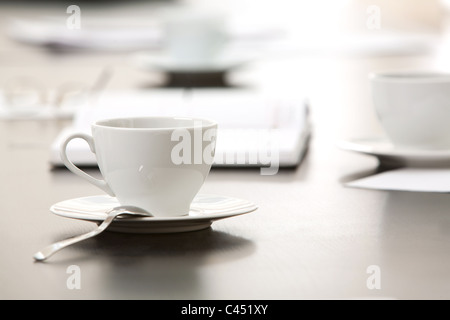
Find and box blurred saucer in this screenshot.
[51,194,258,234]
[338,137,450,168]
[130,51,252,73]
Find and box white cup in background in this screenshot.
[162,9,227,67]
[60,116,217,217]
[370,72,450,150]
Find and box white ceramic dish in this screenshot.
[50,194,258,234]
[338,137,450,167]
[130,51,251,73]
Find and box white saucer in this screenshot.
[338,137,450,167]
[50,194,258,234]
[130,51,252,73]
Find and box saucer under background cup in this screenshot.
[50,194,258,234]
[338,137,450,168]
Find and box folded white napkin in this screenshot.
[345,168,450,193]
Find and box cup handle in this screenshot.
[60,133,115,197]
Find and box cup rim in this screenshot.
[369,71,450,83]
[93,116,218,131]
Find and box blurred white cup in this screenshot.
[370,72,450,150]
[162,9,227,67]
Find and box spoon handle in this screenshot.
[33,208,126,262]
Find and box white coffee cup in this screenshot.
[163,9,227,67]
[370,72,450,150]
[60,116,217,217]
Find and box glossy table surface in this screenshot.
[2,2,450,300]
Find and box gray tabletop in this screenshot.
[2,2,450,300]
